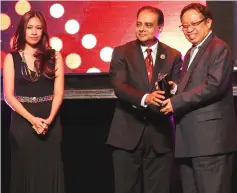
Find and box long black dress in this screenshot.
[9,52,64,193]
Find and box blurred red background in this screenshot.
[1,1,205,74]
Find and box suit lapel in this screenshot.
[180,48,192,80]
[131,40,150,88]
[149,41,167,91]
[177,33,215,93]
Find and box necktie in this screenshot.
[145,48,153,83]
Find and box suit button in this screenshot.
[144,116,147,120]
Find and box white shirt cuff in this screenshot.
[170,84,178,95]
[141,94,148,107]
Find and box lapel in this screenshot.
[129,40,150,88]
[180,48,192,82]
[177,33,215,94]
[149,41,168,91]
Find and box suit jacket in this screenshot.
[171,33,237,157]
[106,39,182,153]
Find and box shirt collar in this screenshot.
[140,41,159,54]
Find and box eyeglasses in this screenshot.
[179,18,207,31]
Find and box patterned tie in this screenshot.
[145,48,153,83]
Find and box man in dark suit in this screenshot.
[106,6,182,193]
[161,3,237,193]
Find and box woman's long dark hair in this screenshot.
[12,10,55,78]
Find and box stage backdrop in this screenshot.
[1,0,205,74]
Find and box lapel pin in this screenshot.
[160,54,165,59]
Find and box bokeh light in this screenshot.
[65,19,80,34]
[50,3,64,18]
[87,67,101,73]
[81,34,97,49]
[15,0,31,15]
[100,47,113,62]
[0,13,11,31]
[65,53,81,69]
[50,37,63,51]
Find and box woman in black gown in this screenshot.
[3,10,65,193]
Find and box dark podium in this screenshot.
[2,73,237,193]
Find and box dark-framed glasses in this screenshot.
[179,18,207,31]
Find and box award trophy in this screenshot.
[156,73,171,99]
